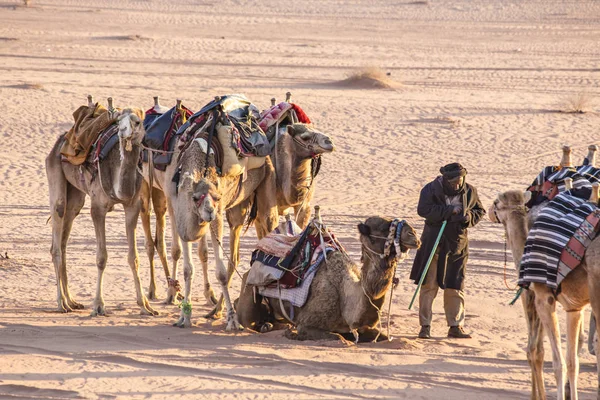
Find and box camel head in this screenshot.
[189,173,219,224]
[489,190,531,225]
[358,217,421,267]
[116,108,145,157]
[287,123,335,157]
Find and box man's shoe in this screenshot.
[418,325,431,339]
[448,326,472,339]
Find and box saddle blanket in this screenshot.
[577,165,600,183]
[519,192,600,290]
[527,166,592,206]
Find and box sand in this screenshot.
[1,0,599,398]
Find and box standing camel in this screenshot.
[165,127,278,330]
[490,183,600,400]
[46,100,156,316]
[204,122,335,319]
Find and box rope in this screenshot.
[509,287,524,305]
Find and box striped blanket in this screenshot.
[519,192,600,290]
[577,165,600,183]
[527,166,592,206]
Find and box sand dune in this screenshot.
[1,0,599,398]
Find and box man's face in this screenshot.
[447,176,464,191]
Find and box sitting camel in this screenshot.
[164,122,278,330]
[490,184,600,400]
[236,213,421,341]
[46,98,156,316]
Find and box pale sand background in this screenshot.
[1,0,600,398]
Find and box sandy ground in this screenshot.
[1,0,600,398]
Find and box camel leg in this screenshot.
[254,162,279,239]
[139,181,158,300]
[173,240,194,328]
[521,290,546,400]
[348,327,388,343]
[152,188,170,288]
[90,202,109,316]
[586,272,600,399]
[286,325,345,342]
[165,197,182,305]
[534,284,566,400]
[198,234,217,305]
[59,184,86,310]
[236,272,271,332]
[46,148,73,313]
[124,201,158,316]
[565,310,583,400]
[206,203,249,319]
[211,214,242,331]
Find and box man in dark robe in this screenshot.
[409,163,485,339]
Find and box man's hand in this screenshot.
[451,205,462,215]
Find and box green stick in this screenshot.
[408,220,447,310]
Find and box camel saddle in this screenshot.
[60,103,117,165]
[142,104,194,171]
[246,218,336,307]
[176,94,269,177]
[259,101,312,144]
[519,192,600,291]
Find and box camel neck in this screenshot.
[360,250,395,301]
[276,134,313,203]
[506,211,528,272]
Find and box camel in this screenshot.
[164,121,278,330]
[236,212,421,342]
[489,182,600,399]
[201,122,336,319]
[46,98,156,316]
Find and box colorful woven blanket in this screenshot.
[258,102,312,142]
[577,165,600,183]
[519,192,600,290]
[526,166,592,207]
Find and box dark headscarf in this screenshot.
[440,163,467,196]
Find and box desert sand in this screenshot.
[1,0,600,398]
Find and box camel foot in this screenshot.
[260,323,274,333]
[66,298,84,310]
[204,306,223,320]
[90,303,107,317]
[225,311,243,331]
[147,286,158,301]
[204,286,218,306]
[172,314,192,328]
[139,298,159,316]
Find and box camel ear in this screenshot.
[357,223,371,236]
[523,190,532,204]
[287,124,298,136]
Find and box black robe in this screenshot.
[409,177,486,290]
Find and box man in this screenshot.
[409,163,485,339]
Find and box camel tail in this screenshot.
[243,194,258,235]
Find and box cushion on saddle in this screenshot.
[258,102,312,142]
[526,166,592,207]
[142,104,194,170]
[519,192,600,290]
[60,103,117,165]
[143,104,170,131]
